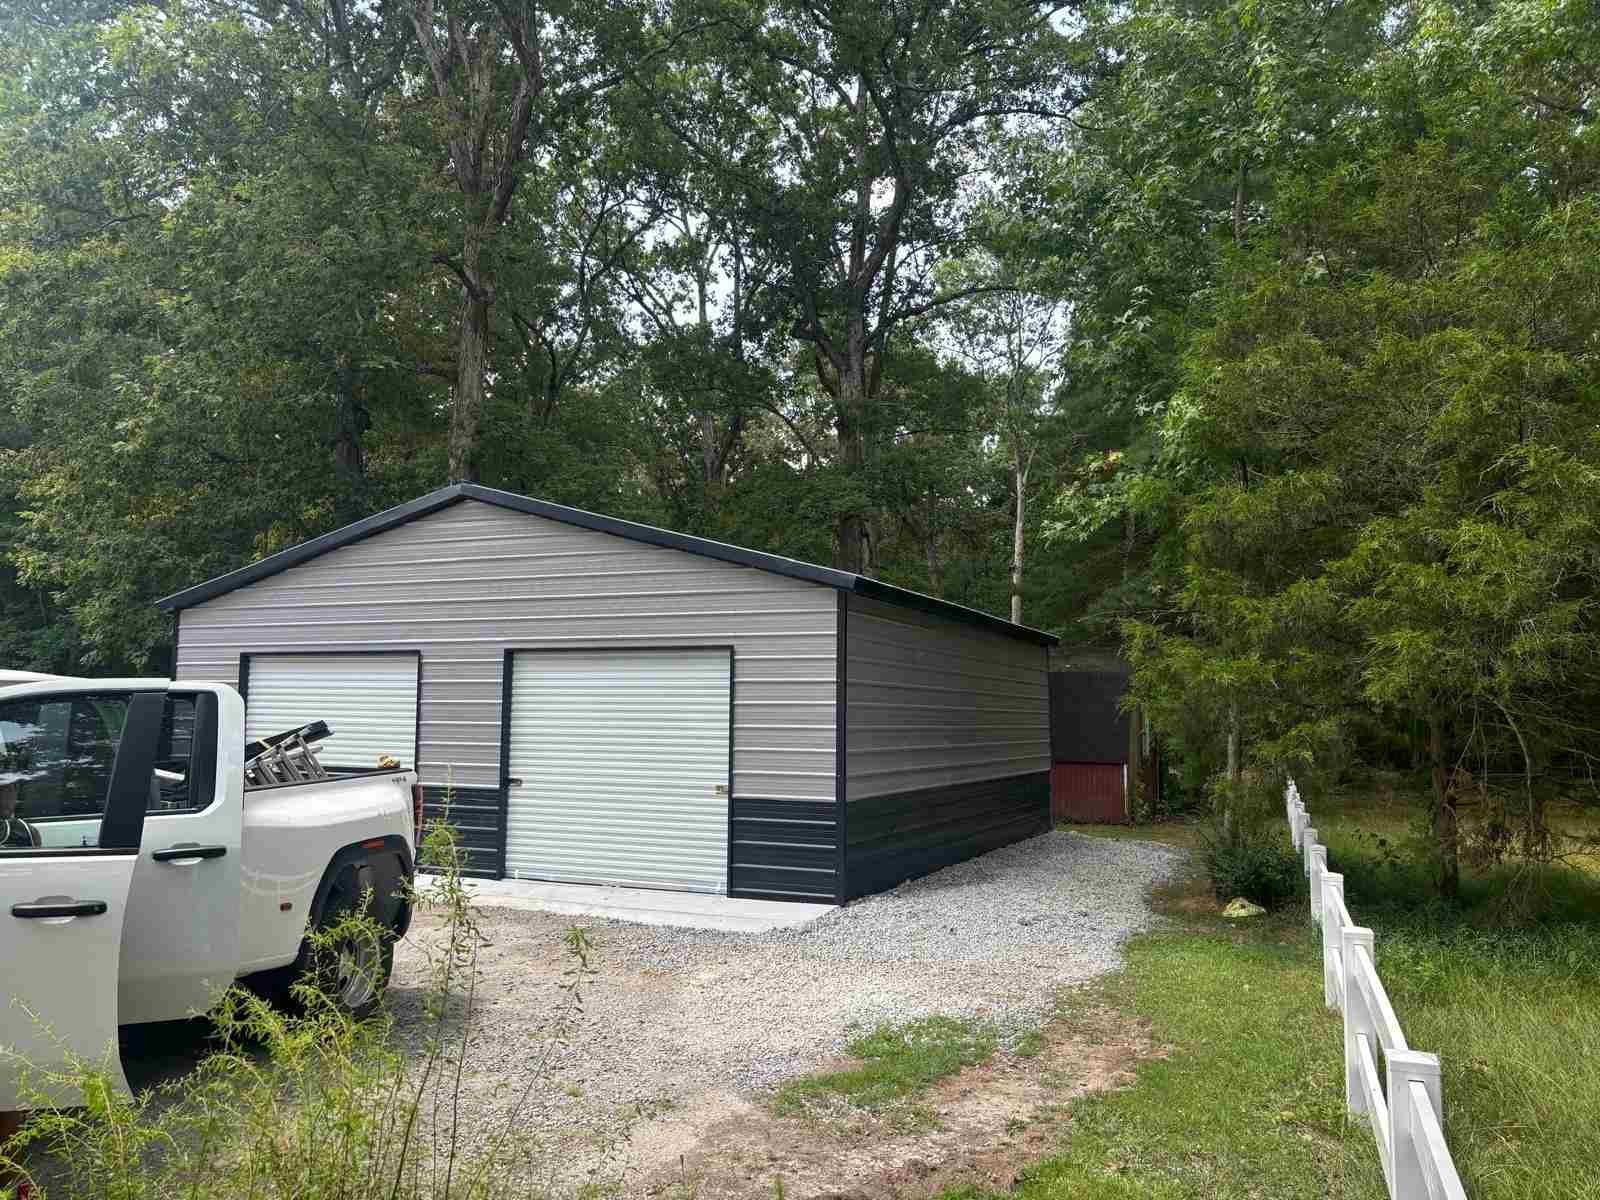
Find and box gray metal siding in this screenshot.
[173,500,837,805]
[845,595,1050,800]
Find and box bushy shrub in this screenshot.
[1203,831,1303,907]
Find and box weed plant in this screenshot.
[1,815,626,1199]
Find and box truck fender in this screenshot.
[240,835,414,1007]
[305,834,415,942]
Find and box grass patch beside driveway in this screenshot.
[951,812,1600,1200]
[953,877,1386,1200]
[773,1015,999,1118]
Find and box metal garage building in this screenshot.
[158,484,1056,902]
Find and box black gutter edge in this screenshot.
[154,482,1059,647]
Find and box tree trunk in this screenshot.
[924,492,942,596]
[1226,703,1240,782]
[1010,452,1027,625]
[448,229,489,483]
[332,370,369,485]
[834,356,870,574]
[1428,713,1460,899]
[695,270,722,504]
[1122,504,1135,583]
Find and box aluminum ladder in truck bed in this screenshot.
[243,720,333,789]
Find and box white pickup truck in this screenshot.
[0,671,418,1110]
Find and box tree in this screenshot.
[408,0,635,481]
[1122,0,1600,889]
[940,251,1069,623]
[643,0,1087,572]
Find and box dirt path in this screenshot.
[621,1005,1153,1199]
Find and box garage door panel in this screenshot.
[244,653,419,769]
[505,649,732,893]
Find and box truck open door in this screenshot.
[0,688,166,1109]
[118,684,244,1024]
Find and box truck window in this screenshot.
[0,693,204,848]
[152,695,201,813]
[0,693,131,844]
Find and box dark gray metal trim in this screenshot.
[497,651,514,877]
[726,647,736,896]
[418,784,505,879]
[727,798,839,902]
[156,484,1057,646]
[844,771,1051,900]
[834,589,848,904]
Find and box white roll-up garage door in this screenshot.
[505,648,731,893]
[243,653,419,770]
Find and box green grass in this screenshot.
[948,897,1387,1200]
[773,1015,998,1117]
[954,794,1600,1200]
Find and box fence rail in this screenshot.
[1286,782,1469,1200]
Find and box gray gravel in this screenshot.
[388,831,1185,1136]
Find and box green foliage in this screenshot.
[1200,827,1302,907]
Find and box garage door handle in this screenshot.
[152,844,228,864]
[506,778,523,788]
[11,899,108,920]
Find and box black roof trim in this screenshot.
[156,483,1058,646]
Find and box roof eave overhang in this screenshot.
[156,483,1058,647]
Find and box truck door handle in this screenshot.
[152,844,228,865]
[11,899,109,920]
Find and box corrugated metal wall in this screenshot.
[1051,762,1128,823]
[174,499,839,831]
[842,594,1052,898]
[845,595,1050,799]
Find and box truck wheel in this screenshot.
[250,865,397,1020]
[313,873,395,1020]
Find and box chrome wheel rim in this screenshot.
[333,933,380,1011]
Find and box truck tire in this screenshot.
[250,863,397,1020]
[312,869,394,1020]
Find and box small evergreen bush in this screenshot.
[1203,832,1303,907]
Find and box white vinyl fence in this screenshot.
[1286,781,1469,1200]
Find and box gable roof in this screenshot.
[156,483,1058,646]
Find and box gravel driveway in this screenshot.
[386,830,1183,1181]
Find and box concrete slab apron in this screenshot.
[461,878,836,933]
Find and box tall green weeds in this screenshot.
[2,816,624,1199]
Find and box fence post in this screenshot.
[1321,871,1345,1009]
[1342,925,1376,1113]
[1309,845,1328,924]
[1388,1049,1442,1199]
[1302,827,1319,878]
